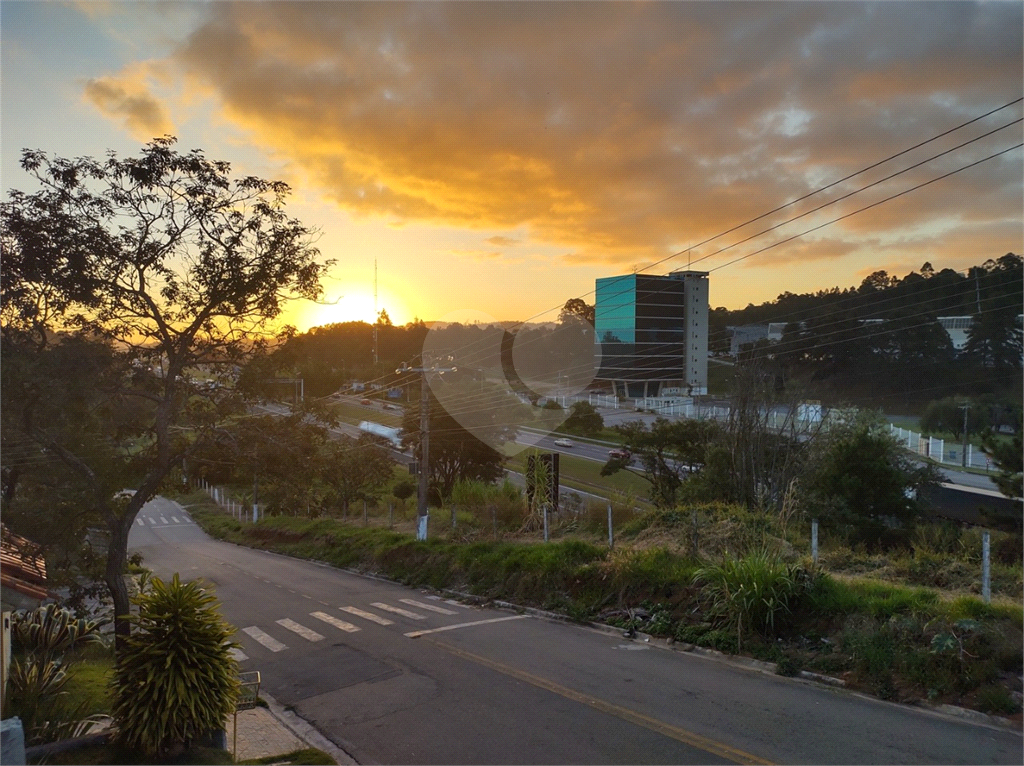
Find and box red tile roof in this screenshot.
[1,524,49,602]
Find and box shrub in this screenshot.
[975,684,1021,715]
[693,550,806,651]
[110,574,240,758]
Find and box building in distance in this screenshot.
[595,271,708,398]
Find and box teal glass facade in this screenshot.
[595,271,707,398]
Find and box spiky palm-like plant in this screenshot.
[110,574,239,758]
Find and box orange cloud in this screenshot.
[103,2,1021,278]
[83,62,174,141]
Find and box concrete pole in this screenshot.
[417,370,430,541]
[607,503,614,549]
[960,404,970,468]
[543,504,549,542]
[812,519,819,564]
[982,531,991,603]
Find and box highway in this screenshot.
[130,498,1022,765]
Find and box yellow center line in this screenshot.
[427,639,773,766]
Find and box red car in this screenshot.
[608,448,631,460]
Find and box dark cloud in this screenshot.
[159,1,1020,270]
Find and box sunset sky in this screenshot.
[2,1,1021,332]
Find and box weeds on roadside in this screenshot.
[692,550,809,652]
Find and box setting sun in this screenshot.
[291,287,412,331]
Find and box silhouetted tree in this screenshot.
[1,138,326,650]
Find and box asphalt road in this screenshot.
[129,497,1021,765]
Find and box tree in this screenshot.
[558,297,595,326]
[982,414,1022,531]
[920,397,989,441]
[605,417,719,508]
[801,412,939,548]
[0,138,327,649]
[192,406,377,518]
[401,378,516,502]
[563,401,604,437]
[962,307,1023,372]
[328,434,396,514]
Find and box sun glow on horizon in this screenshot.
[289,289,413,332]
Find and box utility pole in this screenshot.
[959,403,970,468]
[399,356,457,540]
[373,258,379,366]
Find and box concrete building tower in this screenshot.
[594,270,709,398]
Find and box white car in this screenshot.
[553,438,574,448]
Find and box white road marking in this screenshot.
[399,598,457,615]
[444,599,471,608]
[136,519,144,526]
[276,618,325,642]
[406,615,529,638]
[339,606,393,626]
[159,517,168,524]
[370,602,425,620]
[148,518,157,525]
[228,647,249,662]
[310,611,360,633]
[242,626,287,652]
[171,516,179,523]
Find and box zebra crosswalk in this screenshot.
[135,512,193,528]
[236,596,479,660]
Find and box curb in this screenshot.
[260,691,358,765]
[930,703,1023,731]
[441,593,1021,734]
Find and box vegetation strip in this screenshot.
[426,640,773,765]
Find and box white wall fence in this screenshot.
[197,478,261,522]
[889,424,990,470]
[575,395,993,472]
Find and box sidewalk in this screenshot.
[230,692,355,764]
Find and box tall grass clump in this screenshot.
[693,550,807,651]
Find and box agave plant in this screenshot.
[110,573,240,758]
[11,603,105,663]
[5,656,103,745]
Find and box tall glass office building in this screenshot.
[594,271,708,398]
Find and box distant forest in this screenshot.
[709,253,1022,411]
[256,254,1021,414]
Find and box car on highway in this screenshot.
[608,448,631,460]
[360,398,373,405]
[553,438,574,448]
